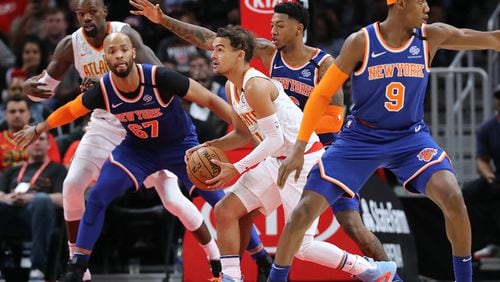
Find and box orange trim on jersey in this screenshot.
[151,65,175,107]
[314,53,332,85]
[421,24,432,72]
[280,48,321,71]
[231,83,240,104]
[109,154,139,190]
[402,151,449,193]
[374,22,414,52]
[109,64,144,103]
[81,22,111,52]
[100,79,111,112]
[354,28,370,76]
[318,159,355,198]
[387,0,397,5]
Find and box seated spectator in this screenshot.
[463,86,500,260]
[1,75,52,124]
[185,52,228,143]
[0,95,60,172]
[0,131,67,280]
[5,35,48,84]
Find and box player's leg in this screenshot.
[333,197,389,260]
[422,168,472,282]
[61,161,138,282]
[270,147,396,281]
[392,130,471,282]
[146,170,222,277]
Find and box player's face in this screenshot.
[406,0,430,27]
[75,0,108,38]
[104,37,136,78]
[211,37,242,76]
[271,13,302,50]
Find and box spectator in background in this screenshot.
[186,52,228,143]
[9,0,51,51]
[1,76,52,125]
[311,12,344,58]
[156,9,200,74]
[463,86,500,260]
[40,7,69,59]
[6,35,48,84]
[0,131,66,281]
[0,95,60,172]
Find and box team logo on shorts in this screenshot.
[417,148,437,162]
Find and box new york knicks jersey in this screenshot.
[270,49,331,110]
[72,21,128,125]
[350,23,430,130]
[229,68,319,157]
[99,64,195,147]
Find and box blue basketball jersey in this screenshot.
[350,23,430,130]
[270,48,331,110]
[100,64,196,147]
[270,48,336,144]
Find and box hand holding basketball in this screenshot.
[186,146,232,190]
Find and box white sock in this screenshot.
[68,242,76,258]
[341,254,374,275]
[220,255,241,280]
[201,238,220,260]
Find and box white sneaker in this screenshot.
[82,268,92,281]
[29,268,44,281]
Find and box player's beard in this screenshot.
[83,27,98,38]
[111,60,134,78]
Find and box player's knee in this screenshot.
[162,197,184,215]
[83,196,107,225]
[63,175,86,198]
[214,197,241,224]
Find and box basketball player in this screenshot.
[15,32,232,282]
[130,0,394,272]
[184,25,397,282]
[272,0,500,281]
[22,0,224,279]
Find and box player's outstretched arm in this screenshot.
[183,78,232,124]
[426,23,500,55]
[13,94,91,149]
[130,0,216,50]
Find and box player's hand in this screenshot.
[129,0,163,24]
[80,77,97,92]
[13,125,40,150]
[205,159,237,190]
[184,142,208,164]
[23,71,53,99]
[277,141,307,188]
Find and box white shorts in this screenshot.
[229,149,324,236]
[71,111,126,169]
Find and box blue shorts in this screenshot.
[331,194,360,213]
[305,117,455,206]
[109,135,199,190]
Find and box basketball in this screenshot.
[186,146,229,190]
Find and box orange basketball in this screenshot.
[186,146,229,190]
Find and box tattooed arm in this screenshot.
[130,0,215,50]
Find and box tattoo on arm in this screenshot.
[164,17,216,50]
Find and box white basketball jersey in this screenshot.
[229,68,319,157]
[71,21,129,125]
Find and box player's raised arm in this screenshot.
[426,23,500,59]
[130,0,216,50]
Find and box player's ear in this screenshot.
[296,23,304,36]
[103,5,108,16]
[132,48,136,60]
